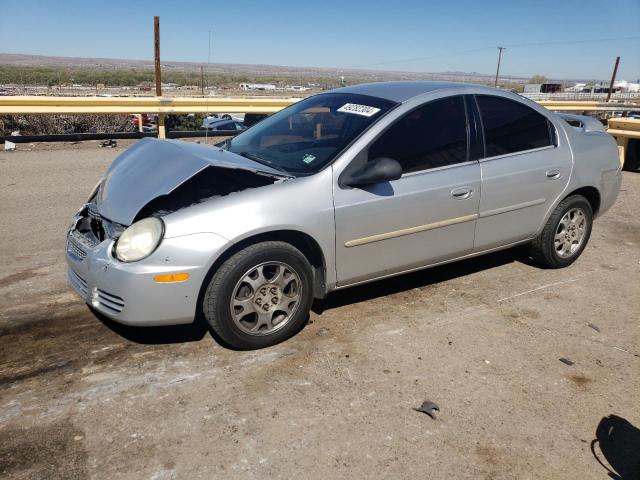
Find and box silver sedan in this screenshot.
[67,81,622,349]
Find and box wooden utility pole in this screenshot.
[494,47,505,88]
[154,16,165,138]
[154,16,162,96]
[200,65,205,96]
[606,56,620,102]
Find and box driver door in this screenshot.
[333,95,481,286]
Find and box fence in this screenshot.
[0,96,638,167]
[523,92,640,102]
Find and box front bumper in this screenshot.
[66,229,229,326]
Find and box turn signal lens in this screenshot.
[153,273,190,283]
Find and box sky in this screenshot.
[0,0,639,81]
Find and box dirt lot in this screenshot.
[0,142,639,480]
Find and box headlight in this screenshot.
[114,217,164,262]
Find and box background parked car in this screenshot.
[201,118,246,131]
[129,114,150,127]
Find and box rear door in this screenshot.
[472,95,571,250]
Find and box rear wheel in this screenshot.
[529,195,593,268]
[202,241,314,349]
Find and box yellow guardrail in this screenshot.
[607,117,640,168]
[538,100,639,112]
[1,96,637,114]
[1,96,639,144]
[0,96,300,137]
[0,96,298,114]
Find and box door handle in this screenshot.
[451,187,473,199]
[546,168,561,179]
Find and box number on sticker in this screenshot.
[337,103,381,117]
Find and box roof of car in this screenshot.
[332,81,488,103]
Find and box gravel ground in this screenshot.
[0,142,639,480]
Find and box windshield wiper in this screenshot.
[238,151,293,177]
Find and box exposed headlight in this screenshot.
[114,217,164,262]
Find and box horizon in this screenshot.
[0,51,634,84]
[0,0,639,81]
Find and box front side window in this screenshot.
[368,96,468,174]
[476,95,553,157]
[224,93,396,175]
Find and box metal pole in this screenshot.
[494,47,505,88]
[606,56,620,102]
[200,65,205,96]
[154,16,166,138]
[154,16,162,97]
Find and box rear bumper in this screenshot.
[66,231,229,326]
[598,165,622,217]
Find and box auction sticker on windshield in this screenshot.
[302,153,316,164]
[337,103,381,117]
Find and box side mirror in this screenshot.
[343,157,402,187]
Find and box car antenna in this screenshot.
[205,29,212,145]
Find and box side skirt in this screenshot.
[332,238,533,291]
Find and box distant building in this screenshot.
[564,83,587,92]
[564,82,627,94]
[523,83,562,94]
[613,80,640,93]
[239,83,277,91]
[286,85,310,92]
[590,84,621,94]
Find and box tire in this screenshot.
[529,195,593,268]
[202,241,314,349]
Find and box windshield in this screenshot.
[223,93,396,175]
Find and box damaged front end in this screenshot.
[94,138,288,226]
[67,203,126,261]
[68,138,287,262]
[135,165,277,219]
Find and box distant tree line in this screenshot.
[0,65,338,89]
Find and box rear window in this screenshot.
[477,96,553,157]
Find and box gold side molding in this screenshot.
[344,213,478,248]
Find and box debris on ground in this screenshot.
[4,140,16,151]
[315,327,330,337]
[413,400,440,419]
[588,323,601,333]
[559,357,575,366]
[100,139,118,148]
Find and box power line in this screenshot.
[502,35,640,49]
[346,35,640,70]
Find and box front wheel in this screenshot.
[202,241,314,349]
[529,195,593,268]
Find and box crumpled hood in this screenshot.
[96,138,283,225]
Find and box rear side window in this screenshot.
[369,96,468,174]
[476,96,553,157]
